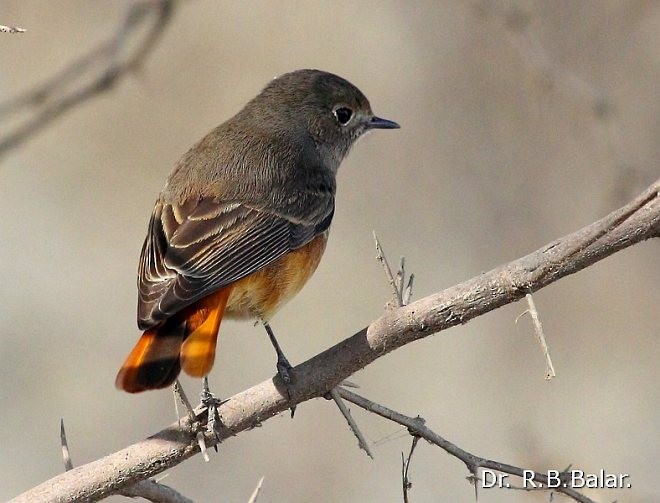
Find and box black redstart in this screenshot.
[116,69,399,392]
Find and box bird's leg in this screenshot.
[200,376,225,440]
[262,321,296,417]
[263,321,294,384]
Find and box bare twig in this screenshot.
[338,388,595,503]
[330,239,413,462]
[0,0,174,159]
[247,476,265,503]
[10,180,658,502]
[121,479,195,503]
[328,388,373,459]
[334,235,414,459]
[476,0,646,204]
[401,436,419,503]
[374,233,415,307]
[374,231,403,306]
[477,2,608,117]
[517,293,555,379]
[0,24,26,33]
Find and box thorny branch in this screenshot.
[120,480,194,503]
[475,1,611,123]
[475,0,654,204]
[60,418,193,503]
[329,388,373,459]
[373,232,414,308]
[10,179,658,502]
[0,0,175,159]
[338,388,596,503]
[3,3,655,502]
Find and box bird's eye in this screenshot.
[333,106,353,126]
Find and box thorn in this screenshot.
[173,380,196,424]
[329,388,373,459]
[196,431,210,463]
[247,476,265,503]
[60,418,73,471]
[524,293,556,379]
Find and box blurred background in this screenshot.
[1,1,658,502]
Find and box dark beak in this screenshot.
[369,116,400,129]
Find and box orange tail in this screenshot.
[115,287,232,393]
[114,318,185,393]
[180,287,231,377]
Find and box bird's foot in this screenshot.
[200,377,226,440]
[276,352,294,385]
[276,354,297,418]
[262,322,297,417]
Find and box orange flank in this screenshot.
[115,233,328,393]
[225,233,327,321]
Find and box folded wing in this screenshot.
[137,197,331,329]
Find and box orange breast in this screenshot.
[225,232,328,321]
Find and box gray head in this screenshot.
[167,70,399,203]
[240,69,399,167]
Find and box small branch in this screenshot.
[338,388,595,503]
[401,436,419,503]
[476,1,648,204]
[328,388,373,459]
[121,480,194,503]
[477,2,609,118]
[11,180,658,502]
[374,231,403,306]
[0,24,26,33]
[374,233,415,307]
[0,0,174,159]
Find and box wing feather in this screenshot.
[137,198,330,329]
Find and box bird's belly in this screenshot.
[225,232,328,321]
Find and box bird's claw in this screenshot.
[200,378,226,439]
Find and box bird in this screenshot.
[115,69,399,393]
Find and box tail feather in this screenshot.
[115,319,184,393]
[180,287,232,377]
[115,287,232,393]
